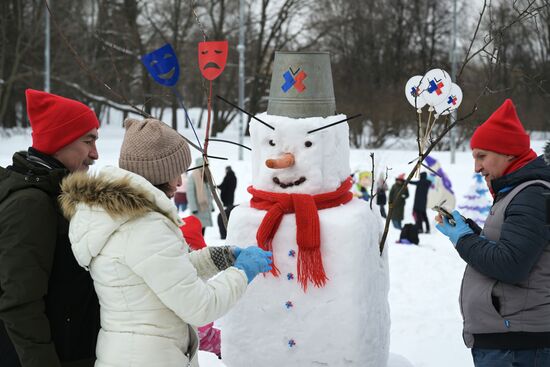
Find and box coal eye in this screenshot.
[269,139,276,146]
[305,141,313,147]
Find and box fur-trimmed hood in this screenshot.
[59,166,183,267]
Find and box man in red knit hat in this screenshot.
[0,89,101,367]
[436,99,550,367]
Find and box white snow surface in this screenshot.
[1,108,547,367]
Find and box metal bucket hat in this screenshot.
[267,51,336,118]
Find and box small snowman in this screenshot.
[221,51,390,367]
[424,155,456,211]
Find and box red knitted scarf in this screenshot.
[502,148,537,176]
[489,149,538,197]
[248,178,353,291]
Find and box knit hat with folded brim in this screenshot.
[26,89,100,154]
[119,118,191,185]
[470,99,531,156]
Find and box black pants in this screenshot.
[379,204,387,218]
[217,205,235,239]
[413,209,430,233]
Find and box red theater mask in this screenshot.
[198,40,228,81]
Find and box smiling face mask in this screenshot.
[141,44,180,87]
[198,40,228,81]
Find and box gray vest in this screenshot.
[460,180,550,348]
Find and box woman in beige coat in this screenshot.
[59,118,271,367]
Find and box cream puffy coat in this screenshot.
[59,166,247,367]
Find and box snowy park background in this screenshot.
[1,108,548,367]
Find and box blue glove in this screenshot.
[233,246,273,283]
[436,210,474,246]
[232,247,242,258]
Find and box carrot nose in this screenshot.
[265,153,295,169]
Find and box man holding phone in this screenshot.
[435,99,550,367]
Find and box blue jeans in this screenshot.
[392,219,402,230]
[472,348,550,367]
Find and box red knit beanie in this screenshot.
[470,99,530,156]
[26,89,100,155]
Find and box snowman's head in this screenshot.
[250,113,351,195]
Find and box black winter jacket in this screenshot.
[409,172,431,211]
[0,151,99,367]
[218,169,237,207]
[457,156,550,282]
[457,155,550,349]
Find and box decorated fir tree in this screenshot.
[458,173,492,226]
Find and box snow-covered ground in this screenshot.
[1,110,547,367]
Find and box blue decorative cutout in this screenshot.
[141,44,180,87]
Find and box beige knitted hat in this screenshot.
[119,118,192,185]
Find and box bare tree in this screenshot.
[0,0,44,128]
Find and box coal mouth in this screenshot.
[272,176,306,189]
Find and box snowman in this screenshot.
[424,155,456,212]
[221,51,390,367]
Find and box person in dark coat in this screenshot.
[409,171,431,233]
[0,89,101,367]
[436,99,550,367]
[375,174,388,218]
[388,174,409,230]
[217,166,237,239]
[218,166,237,207]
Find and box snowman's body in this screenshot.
[221,114,390,367]
[426,158,456,211]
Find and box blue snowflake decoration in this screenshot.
[288,250,296,257]
[287,273,294,280]
[288,339,296,348]
[285,301,293,309]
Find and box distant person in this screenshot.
[375,173,388,218]
[179,215,221,359]
[436,99,550,367]
[216,166,237,239]
[188,157,214,235]
[218,165,237,207]
[389,174,409,230]
[409,171,431,233]
[0,89,100,367]
[59,118,272,367]
[174,173,188,212]
[352,171,371,201]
